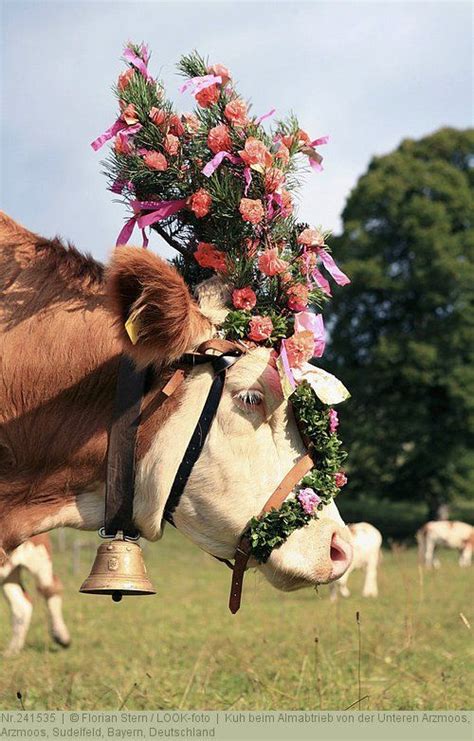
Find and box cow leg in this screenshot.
[2,567,33,657]
[459,543,472,567]
[337,568,351,598]
[424,538,435,568]
[27,554,71,649]
[362,549,379,597]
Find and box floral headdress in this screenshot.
[93,43,351,562]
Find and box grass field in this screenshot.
[0,528,472,711]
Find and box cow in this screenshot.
[329,522,382,600]
[0,212,353,597]
[416,520,473,568]
[1,534,70,656]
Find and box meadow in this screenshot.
[0,528,472,711]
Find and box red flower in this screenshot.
[188,189,212,218]
[232,287,257,311]
[248,316,273,342]
[168,114,185,136]
[239,198,264,224]
[118,68,134,92]
[335,472,347,488]
[286,283,309,311]
[258,248,288,277]
[194,242,227,272]
[182,112,200,134]
[149,107,167,127]
[207,124,232,154]
[208,63,231,86]
[285,331,314,368]
[114,132,133,155]
[121,103,139,125]
[164,134,180,156]
[264,167,285,193]
[297,228,325,249]
[224,98,248,126]
[143,151,168,171]
[239,137,272,169]
[195,84,220,108]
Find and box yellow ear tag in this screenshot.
[124,316,140,345]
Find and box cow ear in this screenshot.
[106,247,212,366]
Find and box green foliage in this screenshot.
[325,127,474,513]
[247,500,312,563]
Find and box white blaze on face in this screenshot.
[135,347,352,591]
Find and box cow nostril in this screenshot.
[329,532,353,578]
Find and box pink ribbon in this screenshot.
[123,45,154,82]
[179,74,222,95]
[255,108,276,125]
[110,179,133,194]
[311,267,332,296]
[202,151,241,177]
[243,167,252,195]
[91,121,142,152]
[310,136,329,147]
[279,341,297,390]
[318,249,351,286]
[116,199,186,247]
[294,312,326,358]
[305,135,329,172]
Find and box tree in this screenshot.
[325,128,474,519]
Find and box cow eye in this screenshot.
[234,389,264,410]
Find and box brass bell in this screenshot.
[80,536,156,602]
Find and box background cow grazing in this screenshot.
[330,522,382,600]
[0,534,70,656]
[416,521,473,568]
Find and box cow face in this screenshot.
[107,248,352,591]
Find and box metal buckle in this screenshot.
[98,528,141,542]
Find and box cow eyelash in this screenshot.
[234,390,264,407]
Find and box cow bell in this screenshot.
[80,536,156,602]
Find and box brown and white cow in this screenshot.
[417,520,473,568]
[329,522,382,600]
[0,212,352,596]
[1,534,70,656]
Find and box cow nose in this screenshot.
[329,530,353,579]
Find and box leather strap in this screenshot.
[104,355,147,538]
[228,452,314,614]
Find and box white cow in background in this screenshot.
[330,522,382,600]
[0,534,70,656]
[416,520,473,568]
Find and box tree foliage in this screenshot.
[325,127,474,514]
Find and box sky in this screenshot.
[1,0,472,262]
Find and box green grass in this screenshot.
[0,529,472,711]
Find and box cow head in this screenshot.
[107,247,352,591]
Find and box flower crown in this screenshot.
[93,43,351,562]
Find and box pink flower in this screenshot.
[118,68,134,92]
[239,137,273,169]
[149,107,167,127]
[275,142,290,165]
[143,151,168,170]
[297,227,326,249]
[224,98,248,127]
[188,188,212,218]
[329,409,339,433]
[194,242,227,272]
[297,488,321,515]
[164,134,180,156]
[248,315,273,342]
[207,124,232,154]
[284,331,315,368]
[232,287,257,311]
[280,189,293,216]
[239,198,264,224]
[121,103,139,125]
[208,63,231,86]
[335,472,347,488]
[258,248,288,277]
[286,284,309,311]
[182,113,200,134]
[195,84,220,108]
